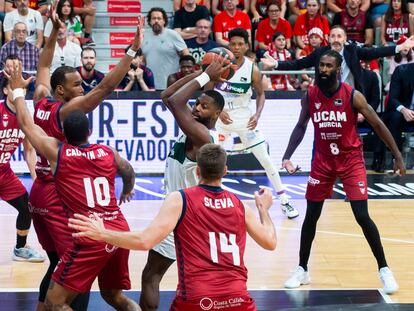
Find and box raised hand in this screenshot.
[260,53,278,70]
[204,53,231,82]
[50,0,65,30]
[4,61,34,90]
[254,188,273,210]
[119,190,134,206]
[131,16,145,51]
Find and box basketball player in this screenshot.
[9,63,138,309]
[281,50,405,294]
[68,143,277,311]
[0,77,44,262]
[138,58,227,310]
[208,28,299,219]
[23,4,143,310]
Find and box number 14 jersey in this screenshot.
[174,184,248,300]
[307,83,362,157]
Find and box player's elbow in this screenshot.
[263,238,277,251]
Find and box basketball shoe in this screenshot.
[379,267,399,294]
[284,266,310,288]
[13,245,45,262]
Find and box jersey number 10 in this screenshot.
[83,177,110,208]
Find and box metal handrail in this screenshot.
[261,70,315,75]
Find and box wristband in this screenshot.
[126,48,137,57]
[396,105,404,112]
[195,72,210,88]
[12,88,25,101]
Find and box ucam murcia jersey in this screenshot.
[214,56,254,112]
[0,101,25,169]
[307,83,362,156]
[164,132,217,193]
[34,98,66,181]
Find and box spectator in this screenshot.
[1,1,6,43]
[119,46,155,91]
[261,25,414,97]
[288,0,326,25]
[0,54,35,100]
[327,0,369,15]
[369,0,389,27]
[256,1,292,58]
[213,0,252,46]
[51,24,82,73]
[0,22,39,72]
[44,0,83,45]
[251,0,287,23]
[293,0,329,53]
[3,0,44,49]
[265,32,298,90]
[185,18,219,65]
[299,27,325,89]
[211,0,249,16]
[385,36,414,91]
[332,0,374,45]
[141,7,188,90]
[380,0,413,46]
[173,0,210,40]
[174,0,211,12]
[167,55,196,87]
[72,0,96,44]
[5,0,48,22]
[76,47,105,93]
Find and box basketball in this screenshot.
[201,47,238,80]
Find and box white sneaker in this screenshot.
[379,267,399,294]
[284,266,310,289]
[12,245,45,263]
[281,202,299,219]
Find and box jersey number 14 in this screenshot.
[209,232,240,266]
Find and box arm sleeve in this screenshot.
[277,47,320,70]
[356,45,396,60]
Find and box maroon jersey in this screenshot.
[34,98,65,181]
[384,14,410,43]
[307,83,362,156]
[341,10,367,43]
[174,185,248,301]
[0,101,25,170]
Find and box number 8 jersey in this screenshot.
[307,83,362,156]
[174,184,248,301]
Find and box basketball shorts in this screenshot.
[52,236,131,293]
[170,294,257,311]
[216,108,265,150]
[29,179,73,256]
[152,232,176,260]
[0,167,27,201]
[306,149,368,201]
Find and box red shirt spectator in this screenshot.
[213,0,252,46]
[381,0,412,46]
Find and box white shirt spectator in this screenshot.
[51,40,82,73]
[3,8,43,47]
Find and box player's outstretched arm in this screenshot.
[33,1,65,103]
[248,65,265,130]
[23,138,37,181]
[59,24,144,122]
[353,90,406,175]
[110,148,135,206]
[282,93,311,165]
[7,63,60,171]
[245,188,276,250]
[69,191,183,250]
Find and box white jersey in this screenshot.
[164,132,217,193]
[214,57,254,111]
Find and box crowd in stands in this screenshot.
[0,0,413,170]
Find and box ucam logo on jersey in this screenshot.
[334,99,343,106]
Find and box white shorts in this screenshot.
[216,109,265,150]
[152,232,176,260]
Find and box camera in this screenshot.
[130,64,138,70]
[393,31,401,43]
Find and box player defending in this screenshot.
[138,59,228,310]
[281,50,405,294]
[209,28,299,219]
[25,3,143,310]
[69,143,277,310]
[0,77,44,262]
[9,64,139,310]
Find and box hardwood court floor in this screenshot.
[0,198,413,303]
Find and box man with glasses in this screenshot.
[0,22,39,72]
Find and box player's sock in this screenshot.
[350,200,388,269]
[16,234,27,249]
[299,200,324,270]
[279,192,290,205]
[250,143,286,194]
[39,251,59,302]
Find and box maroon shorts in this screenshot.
[170,295,257,311]
[306,149,368,201]
[52,223,131,293]
[29,179,73,256]
[0,167,27,201]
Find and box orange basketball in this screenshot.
[201,47,238,80]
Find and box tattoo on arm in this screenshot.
[117,158,135,194]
